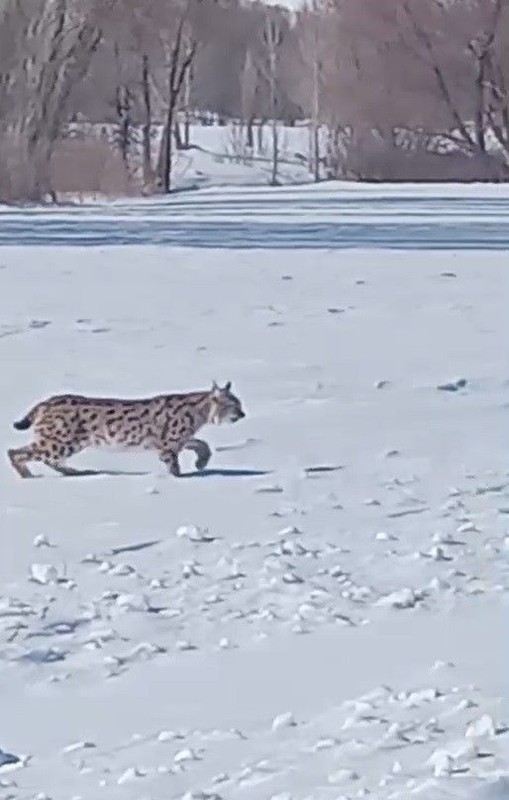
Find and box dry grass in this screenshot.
[0,136,35,202]
[50,138,142,199]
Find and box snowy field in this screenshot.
[1,184,508,800]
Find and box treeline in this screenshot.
[1,0,508,201]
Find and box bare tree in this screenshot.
[316,0,509,179]
[4,0,509,199]
[140,53,155,189]
[479,0,509,163]
[155,1,198,193]
[240,48,259,150]
[106,0,160,191]
[182,59,194,149]
[0,0,112,201]
[257,11,284,185]
[113,40,134,172]
[293,0,329,181]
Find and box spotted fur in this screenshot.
[8,381,245,478]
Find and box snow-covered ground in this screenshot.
[1,184,508,800]
[169,124,315,190]
[61,121,316,197]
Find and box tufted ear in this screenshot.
[224,381,232,391]
[211,380,220,396]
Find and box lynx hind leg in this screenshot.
[184,438,212,471]
[43,439,89,476]
[8,439,87,478]
[8,445,38,478]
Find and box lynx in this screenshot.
[8,381,245,478]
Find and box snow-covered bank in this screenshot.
[1,182,509,248]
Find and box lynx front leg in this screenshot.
[184,438,212,471]
[159,449,181,477]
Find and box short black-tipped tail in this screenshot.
[13,416,32,431]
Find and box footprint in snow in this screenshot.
[437,378,468,392]
[0,749,20,769]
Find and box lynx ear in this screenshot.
[211,380,219,390]
[224,381,232,391]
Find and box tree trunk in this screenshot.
[174,118,183,150]
[325,124,341,179]
[27,138,54,201]
[160,94,177,193]
[312,123,320,182]
[270,118,278,185]
[265,17,280,186]
[114,41,130,173]
[475,53,487,154]
[141,54,154,189]
[268,49,278,185]
[311,52,321,182]
[246,118,254,149]
[116,84,130,169]
[183,64,192,148]
[257,120,264,154]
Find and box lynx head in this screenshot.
[208,381,245,425]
